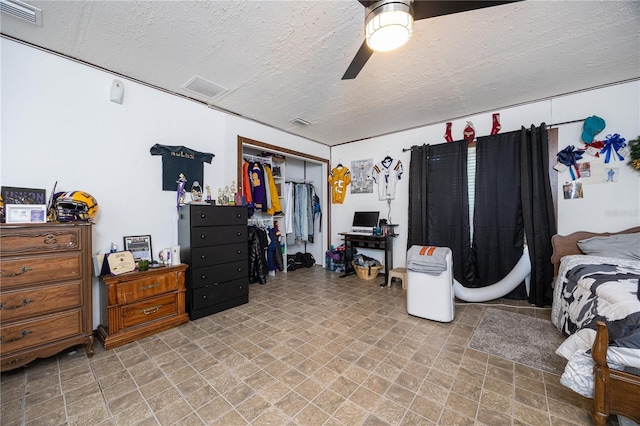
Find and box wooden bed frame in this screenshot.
[550,226,640,426]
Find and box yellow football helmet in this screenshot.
[54,191,98,222]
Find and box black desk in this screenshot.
[339,232,396,285]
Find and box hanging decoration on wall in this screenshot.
[581,115,606,144]
[328,163,351,204]
[350,158,373,194]
[372,156,404,201]
[463,121,475,143]
[627,136,640,171]
[490,113,502,135]
[556,145,585,180]
[150,144,214,191]
[562,181,584,199]
[600,133,626,164]
[444,122,453,142]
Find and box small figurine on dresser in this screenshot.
[190,181,203,202]
[176,173,187,208]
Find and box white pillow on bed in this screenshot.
[577,233,640,261]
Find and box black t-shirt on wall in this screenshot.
[150,144,214,191]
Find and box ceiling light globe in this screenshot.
[365,2,413,52]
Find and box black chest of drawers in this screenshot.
[178,205,248,320]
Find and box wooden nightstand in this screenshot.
[96,264,188,349]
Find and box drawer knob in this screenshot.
[236,250,241,254]
[139,283,160,291]
[236,214,241,218]
[0,298,34,310]
[200,254,206,260]
[200,214,207,219]
[142,306,161,315]
[43,234,58,244]
[236,232,241,236]
[0,266,34,277]
[202,295,207,299]
[200,275,206,280]
[200,235,206,239]
[0,329,32,344]
[237,267,243,272]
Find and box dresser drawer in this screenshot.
[115,273,179,305]
[0,227,82,255]
[191,278,248,311]
[190,260,247,289]
[187,206,247,227]
[0,281,82,323]
[0,309,82,354]
[0,253,82,289]
[121,293,178,329]
[191,243,247,268]
[190,225,246,248]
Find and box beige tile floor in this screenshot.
[1,266,610,425]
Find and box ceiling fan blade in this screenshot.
[413,1,520,21]
[342,41,374,80]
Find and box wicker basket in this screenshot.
[351,262,384,281]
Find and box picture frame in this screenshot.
[1,186,47,205]
[123,235,153,262]
[5,204,47,223]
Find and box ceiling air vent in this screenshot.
[181,75,228,100]
[289,117,311,126]
[1,0,42,26]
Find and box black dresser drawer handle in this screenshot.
[236,213,242,218]
[200,254,206,259]
[200,235,206,239]
[200,275,206,280]
[236,232,242,236]
[237,267,243,272]
[236,250,241,254]
[200,214,207,219]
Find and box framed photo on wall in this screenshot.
[123,235,153,261]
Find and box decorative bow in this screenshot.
[600,133,626,163]
[557,145,585,180]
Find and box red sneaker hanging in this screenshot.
[444,122,453,142]
[491,113,501,135]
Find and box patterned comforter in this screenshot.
[552,255,640,397]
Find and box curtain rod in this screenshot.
[402,119,586,152]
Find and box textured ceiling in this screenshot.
[2,0,639,146]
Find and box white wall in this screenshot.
[331,81,640,269]
[1,39,330,328]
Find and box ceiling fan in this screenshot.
[342,0,520,80]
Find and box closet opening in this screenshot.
[237,136,331,273]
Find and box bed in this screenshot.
[550,226,640,426]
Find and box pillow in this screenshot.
[577,233,640,261]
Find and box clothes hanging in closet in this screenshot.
[288,183,316,243]
[248,225,268,284]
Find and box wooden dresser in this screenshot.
[178,205,249,320]
[96,264,188,349]
[0,222,94,372]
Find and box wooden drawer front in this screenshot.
[191,278,248,311]
[188,206,247,227]
[0,228,81,255]
[0,281,82,323]
[121,294,178,329]
[0,309,82,354]
[191,243,246,268]
[0,254,82,289]
[190,225,246,248]
[115,273,179,304]
[191,261,247,289]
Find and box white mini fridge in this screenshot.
[406,249,455,322]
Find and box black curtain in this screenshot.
[407,141,473,285]
[520,124,556,306]
[473,131,526,297]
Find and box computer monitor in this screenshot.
[352,211,380,233]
